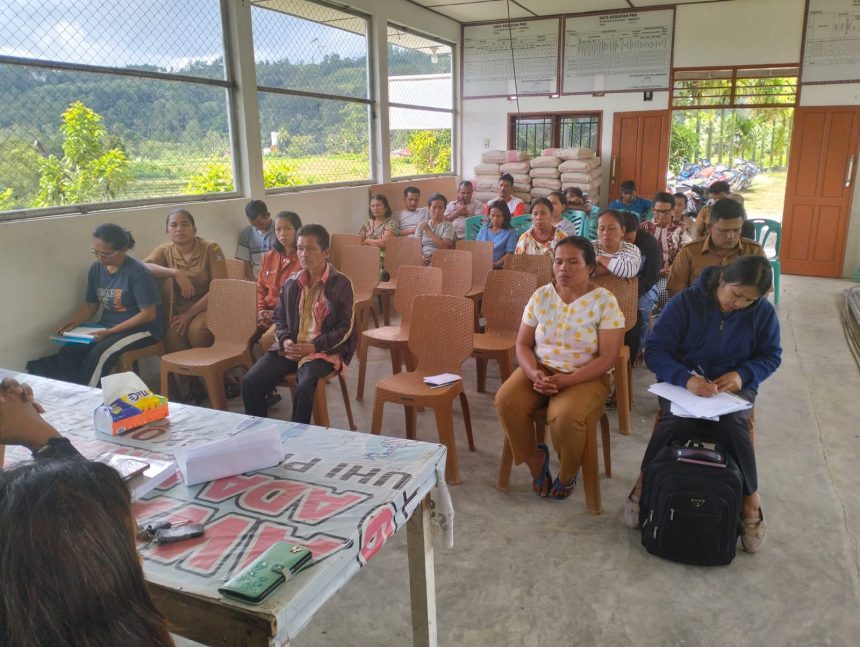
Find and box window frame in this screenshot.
[507,111,602,156]
[671,64,799,111]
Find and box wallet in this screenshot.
[218,541,313,604]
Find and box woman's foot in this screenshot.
[740,507,767,553]
[528,444,552,498]
[549,473,578,500]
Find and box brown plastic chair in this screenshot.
[356,265,442,400]
[374,236,422,325]
[472,270,538,393]
[455,239,494,330]
[340,245,380,332]
[225,258,248,280]
[280,371,357,431]
[430,248,473,297]
[159,279,257,410]
[594,274,638,435]
[504,253,553,287]
[371,295,475,485]
[329,233,362,270]
[118,341,165,374]
[497,404,612,513]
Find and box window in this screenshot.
[250,0,372,188]
[509,113,600,157]
[0,0,234,216]
[387,25,454,178]
[672,67,798,109]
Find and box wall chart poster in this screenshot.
[563,9,673,94]
[802,0,860,84]
[463,19,559,98]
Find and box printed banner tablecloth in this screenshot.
[1,371,452,642]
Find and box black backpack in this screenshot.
[639,442,743,566]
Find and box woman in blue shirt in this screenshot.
[476,199,518,269]
[49,223,163,387]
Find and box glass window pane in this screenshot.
[390,109,452,177]
[0,64,234,210]
[258,93,370,186]
[512,118,551,157]
[387,26,452,109]
[560,116,599,151]
[0,0,226,80]
[251,1,368,99]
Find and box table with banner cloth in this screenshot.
[0,370,453,647]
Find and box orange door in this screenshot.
[782,107,860,277]
[608,110,671,201]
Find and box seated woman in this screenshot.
[624,256,781,554]
[0,378,173,646]
[359,194,399,278]
[413,192,454,265]
[592,209,642,278]
[143,209,227,353]
[547,191,578,236]
[514,197,566,256]
[495,236,625,499]
[256,211,302,351]
[640,191,693,310]
[40,224,162,387]
[476,199,517,269]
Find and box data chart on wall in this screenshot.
[562,9,674,94]
[802,0,860,84]
[462,19,559,98]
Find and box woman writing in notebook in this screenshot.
[623,256,782,554]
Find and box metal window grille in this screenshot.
[509,113,601,156]
[560,115,600,150]
[251,0,372,188]
[0,0,234,218]
[387,24,454,178]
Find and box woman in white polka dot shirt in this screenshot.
[495,236,626,500]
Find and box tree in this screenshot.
[32,101,130,207]
[406,129,451,174]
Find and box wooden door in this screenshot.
[608,110,671,201]
[782,107,860,277]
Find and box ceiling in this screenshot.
[408,0,738,23]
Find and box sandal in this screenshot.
[549,473,578,500]
[532,443,552,498]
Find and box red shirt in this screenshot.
[257,249,300,311]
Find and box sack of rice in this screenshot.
[542,147,595,160]
[532,177,561,190]
[530,167,560,179]
[558,157,601,172]
[474,162,500,174]
[529,187,554,198]
[500,161,531,174]
[530,155,561,168]
[475,191,498,203]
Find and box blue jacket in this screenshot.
[644,267,781,393]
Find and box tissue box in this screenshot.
[94,373,169,435]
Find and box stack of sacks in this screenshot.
[545,147,603,202]
[528,155,562,199]
[474,150,531,204]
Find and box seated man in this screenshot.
[666,198,765,297]
[483,173,525,217]
[242,224,357,423]
[608,180,653,220]
[236,199,275,279]
[444,180,484,239]
[397,186,429,236]
[692,180,731,238]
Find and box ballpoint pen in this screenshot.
[695,364,713,384]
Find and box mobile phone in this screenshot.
[154,524,205,544]
[97,454,150,481]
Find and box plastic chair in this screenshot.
[464,215,486,241]
[118,341,165,377]
[224,258,248,281]
[370,295,475,485]
[749,218,782,304]
[510,215,533,237]
[456,240,494,330]
[280,370,357,431]
[356,265,443,400]
[472,270,537,393]
[430,248,473,297]
[329,233,362,271]
[339,245,380,332]
[373,236,422,325]
[504,253,553,288]
[564,209,587,236]
[159,279,257,410]
[593,274,638,435]
[497,405,612,513]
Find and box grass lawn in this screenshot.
[740,171,786,223]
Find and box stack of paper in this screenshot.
[648,382,752,420]
[423,373,462,389]
[49,324,107,345]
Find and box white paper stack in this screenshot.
[648,382,753,420]
[423,373,462,389]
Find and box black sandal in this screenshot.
[532,443,553,498]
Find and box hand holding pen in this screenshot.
[685,365,718,397]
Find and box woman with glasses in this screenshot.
[44,223,163,387]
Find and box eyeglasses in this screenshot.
[90,248,120,259]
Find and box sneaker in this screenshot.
[623,490,640,529]
[740,507,767,554]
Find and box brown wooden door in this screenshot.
[608,110,671,201]
[782,107,860,277]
